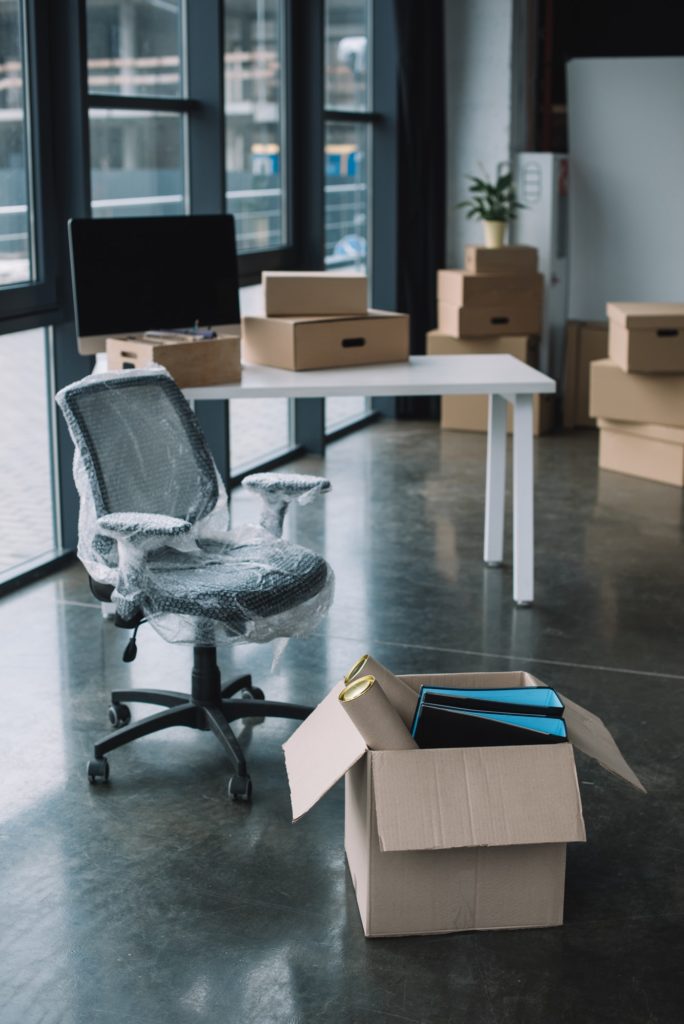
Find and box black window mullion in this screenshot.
[370,0,398,417]
[289,0,325,454]
[323,110,379,122]
[186,0,225,215]
[290,0,324,269]
[48,0,93,552]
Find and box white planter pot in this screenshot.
[483,220,507,248]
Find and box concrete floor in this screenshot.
[1,421,682,1024]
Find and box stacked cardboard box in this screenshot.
[242,272,409,371]
[589,303,684,487]
[428,245,553,435]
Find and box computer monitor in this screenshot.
[68,214,241,354]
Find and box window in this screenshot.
[89,109,186,218]
[224,0,287,252]
[0,329,58,581]
[325,0,369,111]
[0,1,398,591]
[86,0,183,98]
[85,0,188,219]
[324,120,368,271]
[0,0,33,286]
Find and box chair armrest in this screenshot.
[95,514,193,622]
[242,473,331,537]
[97,512,193,542]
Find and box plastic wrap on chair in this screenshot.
[243,472,332,537]
[56,368,333,646]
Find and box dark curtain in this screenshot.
[394,0,446,418]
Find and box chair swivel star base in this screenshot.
[87,646,312,801]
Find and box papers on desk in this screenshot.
[410,685,567,749]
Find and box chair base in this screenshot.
[87,647,312,801]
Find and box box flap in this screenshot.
[371,744,586,852]
[282,682,367,821]
[559,694,646,792]
[398,670,544,692]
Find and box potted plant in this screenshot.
[457,169,525,248]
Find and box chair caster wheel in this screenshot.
[108,703,131,728]
[87,757,110,784]
[240,686,265,723]
[227,774,252,802]
[240,686,264,701]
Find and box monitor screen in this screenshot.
[68,214,241,341]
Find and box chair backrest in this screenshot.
[57,370,219,523]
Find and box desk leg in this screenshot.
[484,394,507,567]
[513,393,534,606]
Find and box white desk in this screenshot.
[185,354,557,605]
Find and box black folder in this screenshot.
[412,704,567,750]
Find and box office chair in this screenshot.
[56,368,333,801]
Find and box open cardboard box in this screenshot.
[283,669,644,938]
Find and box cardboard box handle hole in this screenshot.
[342,337,366,348]
[491,317,509,325]
[656,328,678,337]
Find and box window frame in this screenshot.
[0,0,399,593]
[0,0,58,324]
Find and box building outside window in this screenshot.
[224,0,286,253]
[86,0,187,218]
[225,0,292,470]
[0,0,33,285]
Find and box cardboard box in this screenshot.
[437,300,542,338]
[242,310,409,371]
[426,329,538,365]
[563,321,609,428]
[598,418,684,487]
[426,331,552,435]
[106,333,241,388]
[589,358,684,428]
[440,392,554,436]
[262,271,368,317]
[607,303,684,374]
[283,670,643,938]
[464,245,538,275]
[437,270,543,309]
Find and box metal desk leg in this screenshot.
[484,393,507,567]
[513,393,534,606]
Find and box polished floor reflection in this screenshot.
[1,422,682,1024]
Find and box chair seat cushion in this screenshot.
[144,532,329,633]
